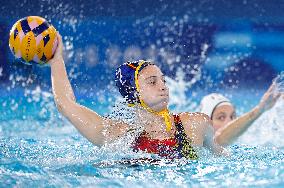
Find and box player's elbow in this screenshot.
[54,97,75,115]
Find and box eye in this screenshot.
[217,115,226,121]
[231,113,236,120]
[147,79,156,85]
[150,81,156,85]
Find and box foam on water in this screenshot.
[1,83,284,187]
[1,65,284,187]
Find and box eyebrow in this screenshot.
[217,112,235,116]
[145,75,165,80]
[216,112,226,116]
[145,76,157,80]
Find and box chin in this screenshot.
[151,100,169,112]
[213,125,223,132]
[143,95,169,111]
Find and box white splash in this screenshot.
[237,97,284,147]
[273,71,284,93]
[166,66,201,112]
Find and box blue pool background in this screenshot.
[1,0,284,187]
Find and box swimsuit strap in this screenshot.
[173,114,198,160]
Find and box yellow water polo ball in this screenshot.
[9,16,58,65]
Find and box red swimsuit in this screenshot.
[133,114,195,159]
[133,132,178,157]
[133,114,198,159]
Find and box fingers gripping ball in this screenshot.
[9,16,58,65]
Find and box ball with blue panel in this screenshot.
[9,16,58,65]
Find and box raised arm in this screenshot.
[48,33,129,146]
[215,83,280,146]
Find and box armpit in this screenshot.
[102,118,129,144]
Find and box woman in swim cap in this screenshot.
[199,86,280,146]
[48,34,229,159]
[200,93,235,131]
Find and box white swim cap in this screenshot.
[199,93,233,118]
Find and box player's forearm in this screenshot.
[215,106,262,146]
[50,57,76,105]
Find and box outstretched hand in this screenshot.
[48,32,64,65]
[258,83,281,113]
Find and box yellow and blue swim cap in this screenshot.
[115,60,173,132]
[115,60,153,105]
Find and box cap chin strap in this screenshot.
[133,60,172,132]
[140,101,172,132]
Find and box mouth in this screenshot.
[159,94,169,97]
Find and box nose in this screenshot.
[158,79,167,91]
[224,117,232,125]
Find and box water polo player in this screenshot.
[199,86,280,146]
[48,33,231,159]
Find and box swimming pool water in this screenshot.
[1,88,284,187]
